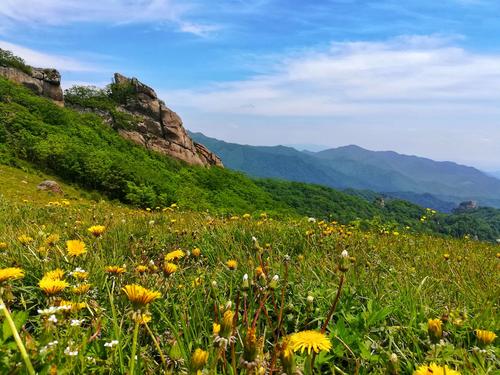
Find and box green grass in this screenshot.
[0,165,498,374]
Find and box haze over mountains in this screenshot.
[191,132,500,212]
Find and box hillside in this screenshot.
[0,163,498,374]
[191,132,500,209]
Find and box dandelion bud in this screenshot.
[387,353,399,375]
[242,274,250,290]
[269,274,279,289]
[211,280,218,288]
[428,318,443,342]
[169,341,183,361]
[225,301,232,310]
[306,295,314,305]
[339,250,350,272]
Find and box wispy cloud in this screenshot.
[164,35,500,118]
[0,40,103,72]
[0,0,219,37]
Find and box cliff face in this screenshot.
[112,73,223,167]
[0,66,63,106]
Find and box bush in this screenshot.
[0,49,32,75]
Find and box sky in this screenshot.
[0,1,500,170]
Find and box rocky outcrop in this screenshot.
[111,73,222,167]
[37,180,63,194]
[0,66,63,106]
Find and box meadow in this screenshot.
[0,165,498,374]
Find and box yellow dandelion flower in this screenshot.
[105,266,126,275]
[165,249,185,262]
[0,267,24,283]
[87,225,106,237]
[72,283,91,295]
[44,234,60,246]
[475,329,497,345]
[122,284,161,307]
[191,348,209,371]
[428,318,442,340]
[163,262,178,276]
[18,235,33,245]
[66,240,86,257]
[135,265,148,273]
[242,213,251,219]
[44,268,65,280]
[191,248,201,257]
[255,266,264,276]
[443,253,450,261]
[0,242,8,250]
[192,277,203,287]
[226,259,238,270]
[39,277,68,295]
[72,271,88,281]
[413,363,461,375]
[288,330,332,355]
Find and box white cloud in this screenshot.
[164,35,500,118]
[0,41,103,72]
[0,0,217,37]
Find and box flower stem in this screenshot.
[0,296,35,375]
[129,319,140,374]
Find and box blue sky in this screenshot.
[1,0,500,170]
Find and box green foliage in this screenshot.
[0,77,499,241]
[0,49,32,75]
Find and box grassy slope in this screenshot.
[0,165,497,374]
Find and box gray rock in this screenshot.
[37,180,63,194]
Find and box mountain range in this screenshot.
[190,132,500,211]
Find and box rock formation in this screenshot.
[111,73,222,167]
[0,66,63,106]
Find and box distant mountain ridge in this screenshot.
[190,132,500,210]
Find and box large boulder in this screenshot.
[37,180,63,194]
[110,73,222,167]
[0,66,63,106]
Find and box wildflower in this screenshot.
[163,262,178,276]
[243,213,251,219]
[269,274,279,289]
[39,277,68,295]
[212,322,221,337]
[64,346,79,357]
[71,268,88,281]
[288,330,332,355]
[133,312,152,325]
[255,266,264,276]
[242,274,250,290]
[191,348,209,371]
[104,340,119,348]
[105,266,126,275]
[72,283,91,295]
[87,225,105,237]
[18,235,33,245]
[226,259,238,270]
[135,265,148,273]
[45,234,60,246]
[0,242,8,250]
[45,269,65,280]
[191,247,201,257]
[122,284,161,307]
[0,267,24,283]
[70,319,84,327]
[165,249,186,262]
[280,337,296,375]
[48,314,58,323]
[428,319,442,341]
[475,329,497,345]
[443,253,450,261]
[306,295,314,305]
[66,240,86,257]
[413,363,461,375]
[221,310,235,336]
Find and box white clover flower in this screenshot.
[48,314,58,323]
[104,340,119,348]
[64,346,78,356]
[70,319,84,327]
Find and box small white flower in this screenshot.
[306,295,314,304]
[272,275,279,282]
[104,340,119,348]
[0,303,5,310]
[251,236,257,242]
[225,301,232,310]
[243,274,248,281]
[70,319,84,327]
[148,220,155,226]
[47,340,58,347]
[64,346,78,356]
[48,314,58,323]
[308,217,316,223]
[341,250,349,258]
